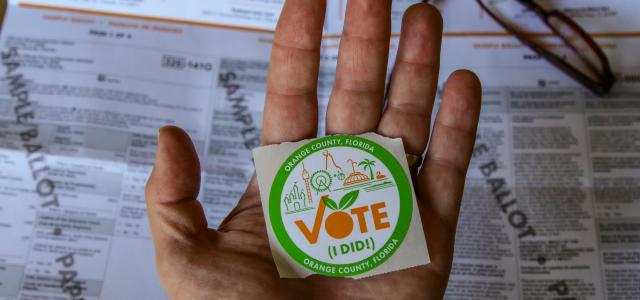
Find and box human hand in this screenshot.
[145,1,481,299]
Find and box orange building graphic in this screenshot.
[301,162,313,205]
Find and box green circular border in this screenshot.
[269,135,413,276]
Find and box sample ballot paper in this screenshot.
[0,0,639,299]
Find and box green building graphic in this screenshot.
[284,182,313,214]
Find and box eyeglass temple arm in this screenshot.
[515,0,546,16]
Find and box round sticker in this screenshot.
[269,135,413,276]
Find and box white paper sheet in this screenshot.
[0,0,638,299]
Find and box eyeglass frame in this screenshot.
[474,0,616,96]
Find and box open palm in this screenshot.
[145,1,481,299]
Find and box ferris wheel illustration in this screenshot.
[310,169,332,194]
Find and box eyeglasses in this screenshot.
[424,0,616,96]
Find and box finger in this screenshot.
[145,126,208,250]
[217,174,265,232]
[417,70,481,272]
[326,0,392,135]
[262,0,326,145]
[377,3,442,155]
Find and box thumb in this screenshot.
[145,126,208,249]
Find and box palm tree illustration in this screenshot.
[358,159,376,181]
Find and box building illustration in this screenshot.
[284,182,311,214]
[343,159,370,186]
[301,163,313,205]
